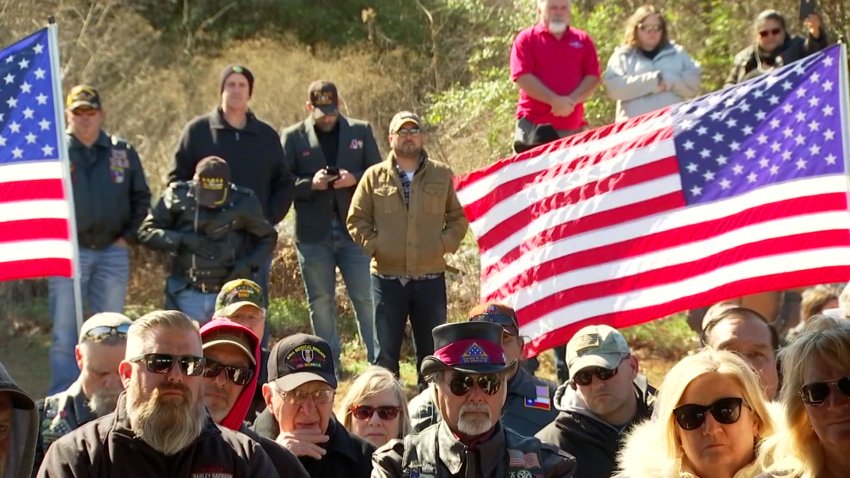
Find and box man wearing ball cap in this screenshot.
[372,321,576,477]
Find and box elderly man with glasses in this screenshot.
[253,333,374,478]
[38,310,276,476]
[373,321,576,477]
[535,324,656,478]
[34,313,131,470]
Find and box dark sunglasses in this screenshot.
[448,373,502,396]
[128,353,205,376]
[202,358,254,386]
[395,127,421,136]
[351,405,401,421]
[758,28,782,37]
[72,108,98,116]
[572,356,627,387]
[799,376,850,406]
[82,324,131,342]
[639,24,662,32]
[674,397,748,430]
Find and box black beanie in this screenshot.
[220,65,254,96]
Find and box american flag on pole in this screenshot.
[0,28,73,281]
[455,44,850,357]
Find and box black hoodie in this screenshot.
[0,361,37,478]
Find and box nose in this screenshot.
[166,361,184,382]
[212,370,229,386]
[701,413,724,436]
[368,411,383,427]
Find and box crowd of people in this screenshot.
[0,0,845,476]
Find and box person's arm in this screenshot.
[167,122,197,185]
[370,439,405,478]
[358,123,382,179]
[136,189,182,252]
[281,127,315,201]
[267,132,295,225]
[123,147,152,244]
[237,195,278,270]
[36,437,91,478]
[346,172,378,256]
[440,175,469,254]
[603,49,663,101]
[664,48,702,99]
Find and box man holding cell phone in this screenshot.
[280,81,382,375]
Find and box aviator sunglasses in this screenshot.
[128,353,205,376]
[202,358,254,386]
[351,405,402,421]
[799,375,850,406]
[82,323,131,342]
[758,28,782,38]
[447,373,502,396]
[673,397,748,430]
[572,355,628,387]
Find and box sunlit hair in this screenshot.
[623,5,669,48]
[839,283,850,319]
[753,9,787,39]
[801,284,841,321]
[338,366,411,439]
[126,310,199,359]
[653,349,775,463]
[759,315,850,477]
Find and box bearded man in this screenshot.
[372,321,576,477]
[37,310,276,476]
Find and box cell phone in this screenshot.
[325,166,340,177]
[799,0,817,21]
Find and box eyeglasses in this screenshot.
[572,355,627,387]
[447,373,503,396]
[350,405,401,421]
[674,397,748,430]
[799,376,850,406]
[638,24,662,32]
[72,108,98,116]
[394,127,421,136]
[82,324,131,342]
[280,389,335,405]
[202,358,254,386]
[128,353,205,376]
[758,28,782,38]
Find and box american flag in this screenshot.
[456,45,850,357]
[0,28,72,281]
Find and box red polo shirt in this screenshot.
[510,23,600,130]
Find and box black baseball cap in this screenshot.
[308,80,338,117]
[194,156,230,208]
[268,334,337,392]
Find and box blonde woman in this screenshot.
[603,4,700,121]
[617,349,776,478]
[758,315,850,477]
[338,366,411,448]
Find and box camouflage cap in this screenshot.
[214,279,265,317]
[566,324,631,379]
[66,85,101,111]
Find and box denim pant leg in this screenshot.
[334,222,376,363]
[47,247,96,394]
[296,239,342,373]
[372,275,410,376]
[167,277,218,325]
[86,244,129,314]
[409,276,447,387]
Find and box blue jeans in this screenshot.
[165,276,218,325]
[296,220,375,372]
[48,243,129,394]
[372,274,447,388]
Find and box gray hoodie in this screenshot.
[0,362,37,478]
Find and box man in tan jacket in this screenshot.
[347,111,468,389]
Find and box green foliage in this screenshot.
[621,314,698,360]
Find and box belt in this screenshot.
[184,267,228,293]
[187,281,221,294]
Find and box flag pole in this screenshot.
[47,17,84,335]
[839,44,850,218]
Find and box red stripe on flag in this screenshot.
[0,178,65,203]
[484,193,849,302]
[0,258,72,281]
[516,229,850,326]
[477,156,681,252]
[0,219,71,242]
[462,127,674,220]
[525,265,850,357]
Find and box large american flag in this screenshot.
[0,28,72,281]
[456,45,850,357]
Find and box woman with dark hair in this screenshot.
[603,4,701,121]
[725,9,828,86]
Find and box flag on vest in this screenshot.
[455,44,850,357]
[0,28,73,281]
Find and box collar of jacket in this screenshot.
[67,130,111,149]
[437,420,504,475]
[386,149,428,172]
[210,107,260,135]
[110,392,221,446]
[65,378,98,424]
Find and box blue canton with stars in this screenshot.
[672,45,844,205]
[0,29,59,165]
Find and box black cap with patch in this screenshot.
[308,80,338,116]
[268,333,337,392]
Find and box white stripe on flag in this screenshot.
[0,161,63,183]
[0,200,72,222]
[0,239,73,262]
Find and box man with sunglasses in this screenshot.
[199,321,309,477]
[535,324,656,478]
[48,85,151,395]
[408,303,559,436]
[373,321,576,477]
[348,111,469,390]
[281,81,381,375]
[38,310,277,476]
[34,313,132,470]
[253,333,375,477]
